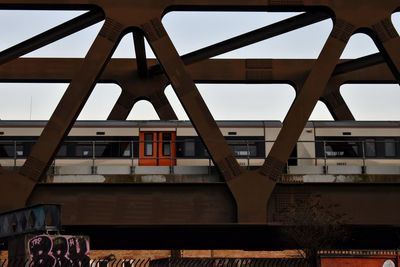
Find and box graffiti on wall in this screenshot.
[27,235,90,267]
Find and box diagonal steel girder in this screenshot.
[0,0,398,223]
[0,56,395,120]
[0,10,104,65]
[0,9,330,121]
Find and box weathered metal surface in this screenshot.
[25,183,400,226]
[19,183,400,249]
[0,205,61,239]
[0,57,393,120]
[0,0,398,224]
[0,10,104,65]
[0,56,395,121]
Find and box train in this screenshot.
[0,120,399,175]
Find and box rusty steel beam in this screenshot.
[371,19,400,81]
[107,91,137,120]
[0,56,395,121]
[0,0,398,224]
[333,53,384,76]
[107,73,176,120]
[0,10,104,65]
[0,20,125,212]
[6,57,392,136]
[133,33,149,78]
[0,56,395,124]
[320,91,354,120]
[260,22,352,219]
[141,18,253,219]
[0,57,394,84]
[19,18,123,182]
[150,11,330,74]
[0,56,396,132]
[123,11,331,121]
[27,183,400,226]
[15,182,400,250]
[0,0,396,13]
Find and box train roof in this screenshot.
[0,120,399,128]
[0,120,281,128]
[311,121,400,128]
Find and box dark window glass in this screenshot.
[99,142,131,157]
[162,133,171,156]
[56,144,67,157]
[228,141,257,158]
[121,142,131,157]
[256,140,266,157]
[324,141,360,157]
[94,143,107,157]
[385,139,396,157]
[15,144,24,157]
[184,139,195,157]
[0,142,14,157]
[144,133,153,156]
[195,140,208,158]
[76,142,92,157]
[365,139,376,157]
[0,142,27,158]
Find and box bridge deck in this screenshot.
[20,181,400,250]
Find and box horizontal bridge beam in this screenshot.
[28,182,400,226]
[0,57,393,84]
[23,182,400,250]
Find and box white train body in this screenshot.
[0,120,399,175]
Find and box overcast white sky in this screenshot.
[0,10,399,121]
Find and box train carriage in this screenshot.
[0,120,399,175]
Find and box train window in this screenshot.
[365,139,376,157]
[56,144,67,157]
[194,140,209,158]
[184,139,195,157]
[324,141,360,157]
[0,142,14,157]
[144,133,153,156]
[384,139,396,157]
[122,144,131,157]
[11,143,26,157]
[16,147,24,157]
[203,147,210,158]
[113,141,130,158]
[228,141,258,158]
[232,145,250,157]
[162,133,171,156]
[94,143,107,157]
[76,142,93,157]
[3,145,14,157]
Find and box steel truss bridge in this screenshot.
[0,0,400,250]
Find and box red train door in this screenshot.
[139,131,176,166]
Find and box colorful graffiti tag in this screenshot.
[28,235,90,267]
